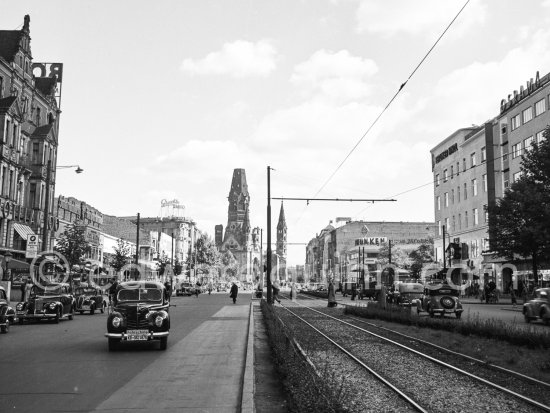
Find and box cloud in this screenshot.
[180,40,278,78]
[355,0,487,39]
[290,49,378,101]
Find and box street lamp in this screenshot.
[42,162,84,252]
[5,251,12,283]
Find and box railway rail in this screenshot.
[276,293,550,412]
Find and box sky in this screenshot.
[3,0,550,265]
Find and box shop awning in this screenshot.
[13,223,35,239]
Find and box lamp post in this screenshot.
[42,162,83,252]
[5,251,13,284]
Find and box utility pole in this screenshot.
[442,224,447,274]
[266,166,272,304]
[260,228,263,290]
[41,160,52,252]
[135,212,140,280]
[171,231,174,283]
[388,239,392,265]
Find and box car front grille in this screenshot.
[126,317,149,329]
[34,299,44,313]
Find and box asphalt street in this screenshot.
[0,292,251,413]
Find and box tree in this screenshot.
[187,234,221,279]
[378,242,410,269]
[111,239,132,274]
[409,240,434,279]
[489,128,550,286]
[54,224,91,270]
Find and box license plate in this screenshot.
[126,329,149,341]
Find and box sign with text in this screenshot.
[26,234,39,258]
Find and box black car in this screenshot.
[74,286,107,315]
[0,286,16,333]
[105,281,170,351]
[16,282,75,323]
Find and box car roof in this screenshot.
[118,281,164,289]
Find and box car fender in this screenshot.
[523,304,533,317]
[540,303,550,318]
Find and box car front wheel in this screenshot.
[1,319,9,333]
[524,313,531,323]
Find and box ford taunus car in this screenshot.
[395,282,424,307]
[417,281,464,319]
[523,288,550,325]
[74,286,106,315]
[105,281,170,351]
[0,286,16,333]
[16,282,74,323]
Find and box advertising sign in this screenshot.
[26,234,39,258]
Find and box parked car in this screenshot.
[105,281,170,351]
[0,286,16,333]
[16,282,75,323]
[74,286,107,315]
[394,282,424,307]
[417,281,463,319]
[523,288,550,325]
[176,282,196,296]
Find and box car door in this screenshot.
[60,287,72,314]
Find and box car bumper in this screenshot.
[105,331,169,340]
[16,312,58,319]
[433,308,463,314]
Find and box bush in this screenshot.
[261,300,348,412]
[344,304,550,349]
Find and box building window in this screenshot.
[536,130,545,144]
[452,215,456,231]
[36,107,41,126]
[512,142,522,158]
[513,171,522,182]
[535,98,546,116]
[0,76,3,98]
[524,136,534,153]
[463,183,467,200]
[437,221,441,236]
[457,186,460,202]
[504,179,509,189]
[435,174,440,186]
[29,183,37,208]
[471,152,476,167]
[463,158,466,172]
[473,208,479,226]
[458,213,462,230]
[445,217,450,230]
[511,113,521,131]
[465,211,468,228]
[450,165,454,178]
[481,147,486,163]
[456,162,460,176]
[443,169,448,182]
[522,106,533,123]
[444,192,449,207]
[484,204,488,222]
[451,188,454,204]
[483,174,487,192]
[472,178,478,196]
[437,196,441,211]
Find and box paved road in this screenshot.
[0,292,251,413]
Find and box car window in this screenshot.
[118,288,162,302]
[0,290,6,300]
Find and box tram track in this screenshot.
[276,294,550,412]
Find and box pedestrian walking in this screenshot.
[290,282,297,301]
[230,281,238,304]
[351,283,356,301]
[508,281,517,308]
[272,278,281,303]
[327,278,337,307]
[24,278,33,301]
[164,280,171,301]
[20,279,26,302]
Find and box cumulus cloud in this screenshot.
[181,40,278,78]
[290,49,378,101]
[355,0,487,38]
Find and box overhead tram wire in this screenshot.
[294,0,471,226]
[351,145,516,220]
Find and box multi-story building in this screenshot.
[0,15,62,267]
[306,220,434,285]
[431,70,550,290]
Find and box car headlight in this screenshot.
[112,317,121,328]
[16,303,23,310]
[154,316,164,327]
[48,302,57,309]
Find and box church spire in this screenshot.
[276,202,287,258]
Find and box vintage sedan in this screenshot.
[523,288,550,325]
[16,282,74,323]
[105,281,170,351]
[0,286,16,333]
[74,286,107,315]
[417,281,464,319]
[176,282,196,296]
[394,282,424,307]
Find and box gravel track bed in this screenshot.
[273,306,417,412]
[282,305,546,413]
[310,307,550,408]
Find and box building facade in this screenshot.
[0,15,62,264]
[431,70,550,290]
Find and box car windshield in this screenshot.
[117,288,162,302]
[32,285,63,296]
[75,288,97,296]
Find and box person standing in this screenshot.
[20,279,26,302]
[272,278,281,303]
[230,281,238,304]
[290,282,297,301]
[327,278,337,307]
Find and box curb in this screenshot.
[241,301,255,413]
